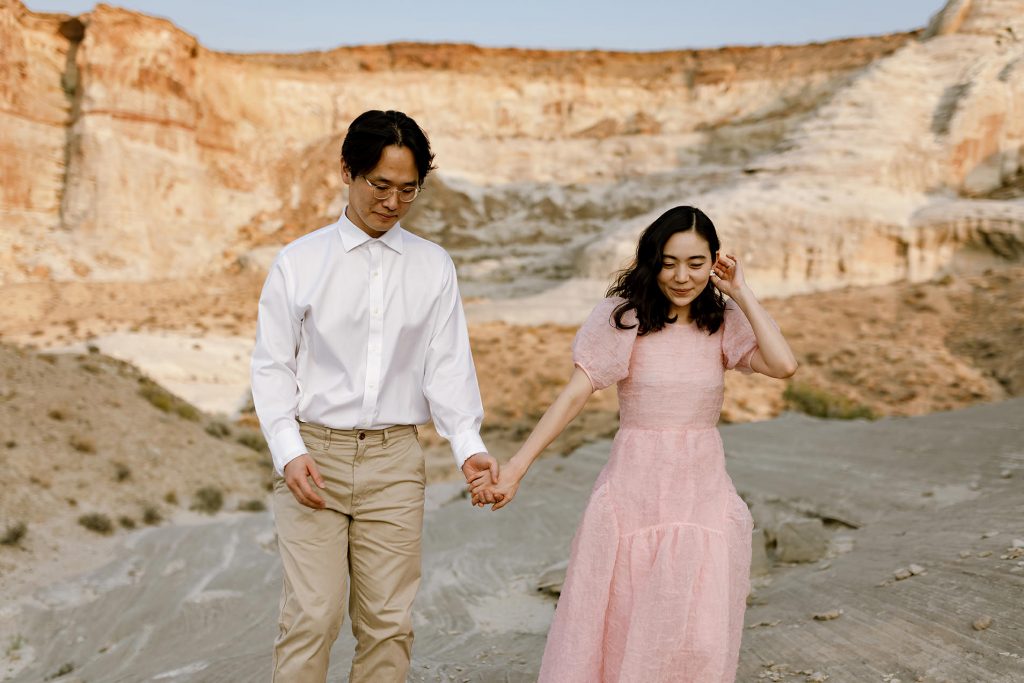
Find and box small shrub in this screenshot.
[235,430,268,453]
[46,662,74,680]
[142,505,163,525]
[238,499,266,512]
[783,382,876,420]
[69,435,96,454]
[164,491,179,505]
[191,487,223,514]
[78,513,113,535]
[205,420,231,439]
[113,462,131,482]
[138,379,200,422]
[118,516,136,529]
[6,634,23,657]
[4,440,15,449]
[47,408,66,421]
[80,362,101,374]
[1,522,27,546]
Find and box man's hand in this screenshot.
[470,457,525,511]
[461,452,503,508]
[283,454,326,509]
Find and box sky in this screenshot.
[22,1,947,54]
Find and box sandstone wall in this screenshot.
[0,0,912,283]
[1,0,1021,303]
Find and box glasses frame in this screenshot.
[361,175,420,203]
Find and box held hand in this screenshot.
[462,453,503,508]
[470,458,525,511]
[710,252,748,299]
[283,454,326,509]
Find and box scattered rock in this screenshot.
[806,673,829,682]
[750,528,771,576]
[973,615,993,631]
[894,567,913,580]
[978,550,993,558]
[813,609,843,621]
[908,563,926,575]
[775,518,829,563]
[959,550,972,558]
[747,620,781,629]
[1012,539,1024,549]
[1000,469,1013,478]
[982,530,999,539]
[535,560,568,597]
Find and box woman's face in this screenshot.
[656,230,714,320]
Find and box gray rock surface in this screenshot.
[2,398,1022,682]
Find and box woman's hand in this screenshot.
[470,457,527,511]
[710,252,748,299]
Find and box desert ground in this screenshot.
[0,262,1022,681]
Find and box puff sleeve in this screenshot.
[721,299,760,374]
[572,297,639,390]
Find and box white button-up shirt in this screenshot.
[251,212,487,474]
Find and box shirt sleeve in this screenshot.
[572,297,639,391]
[721,299,759,374]
[250,255,308,475]
[421,256,487,470]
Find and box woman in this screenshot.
[471,206,797,682]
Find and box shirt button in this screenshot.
[373,271,380,278]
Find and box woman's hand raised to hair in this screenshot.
[709,253,748,299]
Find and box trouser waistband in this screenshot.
[298,421,418,447]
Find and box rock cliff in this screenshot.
[1,0,1021,308]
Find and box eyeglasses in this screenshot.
[361,176,420,203]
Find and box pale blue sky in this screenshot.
[23,1,946,53]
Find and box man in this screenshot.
[251,109,500,682]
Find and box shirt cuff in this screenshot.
[270,426,308,476]
[449,430,487,470]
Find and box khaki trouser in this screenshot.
[272,422,424,683]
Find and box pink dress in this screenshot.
[538,297,759,683]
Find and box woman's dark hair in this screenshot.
[341,110,436,184]
[607,205,725,335]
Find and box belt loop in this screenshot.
[325,427,332,450]
[382,428,390,449]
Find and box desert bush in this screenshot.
[78,513,113,535]
[69,435,96,453]
[205,420,231,439]
[238,499,266,512]
[46,662,74,680]
[113,462,131,482]
[1,522,27,546]
[164,491,178,505]
[138,378,200,421]
[191,486,223,514]
[47,408,66,421]
[783,382,876,420]
[235,430,268,453]
[142,505,163,525]
[118,516,136,529]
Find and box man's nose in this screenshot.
[381,191,400,210]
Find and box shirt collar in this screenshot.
[337,209,405,254]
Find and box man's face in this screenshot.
[342,145,419,238]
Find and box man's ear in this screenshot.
[340,160,353,185]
